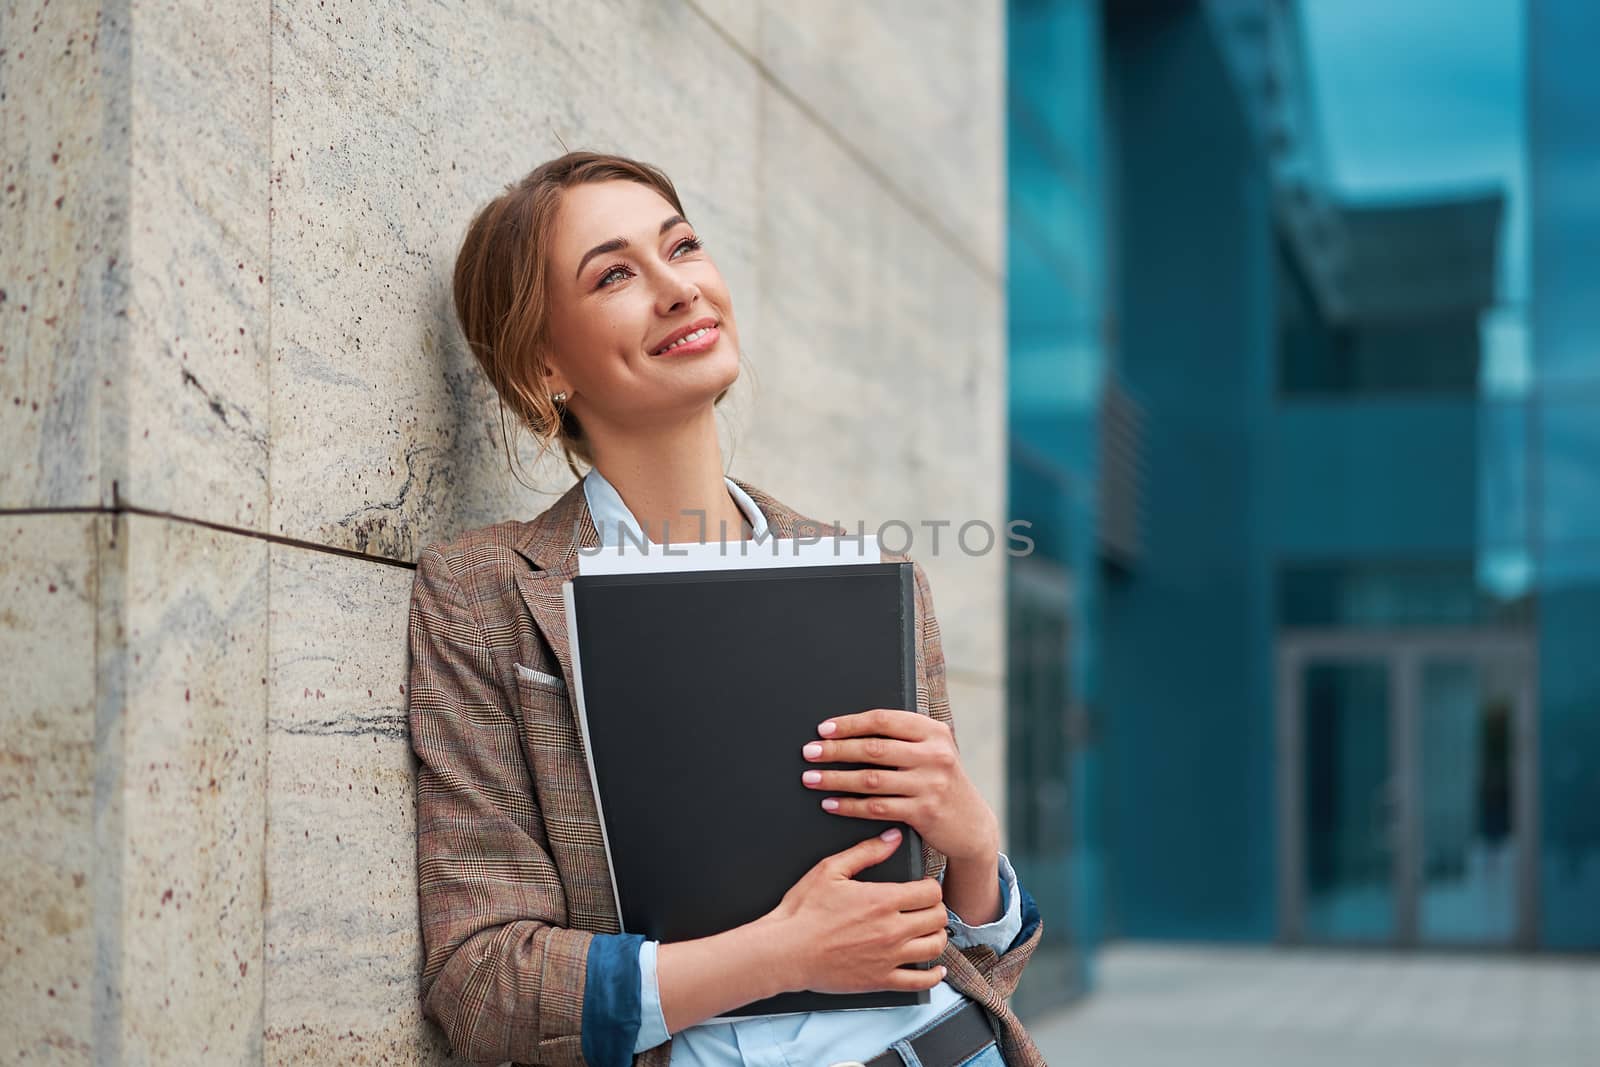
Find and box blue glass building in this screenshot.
[1005,0,1600,1016]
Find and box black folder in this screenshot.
[562,561,932,1017]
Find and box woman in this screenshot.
[407,151,1045,1067]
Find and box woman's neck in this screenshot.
[586,410,748,545]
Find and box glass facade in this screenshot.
[1005,0,1600,993]
[1529,0,1600,949]
[1004,0,1108,1018]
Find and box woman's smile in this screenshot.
[651,321,720,357]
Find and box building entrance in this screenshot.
[1277,632,1537,947]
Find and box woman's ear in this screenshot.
[542,360,572,401]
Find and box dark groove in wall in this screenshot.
[2,505,420,569]
[7,505,1006,687]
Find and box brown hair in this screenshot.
[451,150,735,483]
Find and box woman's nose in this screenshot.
[657,274,699,314]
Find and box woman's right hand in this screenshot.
[760,827,950,995]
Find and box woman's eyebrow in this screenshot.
[574,215,688,280]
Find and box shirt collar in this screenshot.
[582,466,770,549]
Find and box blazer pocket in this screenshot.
[514,661,567,692]
[513,660,587,777]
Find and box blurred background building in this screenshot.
[1005,0,1600,1022]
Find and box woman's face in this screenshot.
[543,179,741,438]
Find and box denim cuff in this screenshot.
[582,931,648,1066]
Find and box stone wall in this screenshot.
[1,1,1006,1060]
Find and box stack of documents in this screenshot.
[563,534,934,1016]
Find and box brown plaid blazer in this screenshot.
[407,476,1047,1066]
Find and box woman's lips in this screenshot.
[651,324,719,357]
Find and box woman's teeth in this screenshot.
[659,327,711,353]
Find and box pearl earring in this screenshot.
[552,391,568,404]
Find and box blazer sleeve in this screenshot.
[407,545,643,1066]
[911,558,1044,1000]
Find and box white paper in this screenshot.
[576,533,881,576]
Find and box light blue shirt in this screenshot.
[580,468,1030,1066]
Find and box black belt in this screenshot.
[860,1000,1000,1067]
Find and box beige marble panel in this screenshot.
[0,1,129,510]
[2,1,271,525]
[120,2,272,529]
[268,0,762,562]
[903,263,1006,679]
[0,514,101,1063]
[3,0,272,524]
[917,275,1007,677]
[262,542,458,1063]
[734,85,1005,676]
[686,0,762,55]
[112,513,268,1062]
[919,543,1007,694]
[692,0,1004,277]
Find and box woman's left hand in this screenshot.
[800,708,1000,865]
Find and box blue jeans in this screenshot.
[883,998,1009,1067]
[954,1043,1007,1067]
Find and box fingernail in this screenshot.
[818,721,837,736]
[938,965,947,977]
[802,742,823,759]
[802,770,822,785]
[879,826,900,841]
[823,798,840,811]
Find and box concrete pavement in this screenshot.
[1026,942,1599,1067]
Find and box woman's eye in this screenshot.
[597,265,628,288]
[673,236,703,257]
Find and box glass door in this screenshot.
[1279,635,1535,947]
[1416,655,1531,945]
[1292,658,1399,942]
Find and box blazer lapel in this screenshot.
[728,477,862,545]
[507,483,625,932]
[510,479,596,703]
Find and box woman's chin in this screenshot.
[640,371,739,415]
[668,346,740,393]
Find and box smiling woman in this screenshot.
[410,150,1045,1067]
